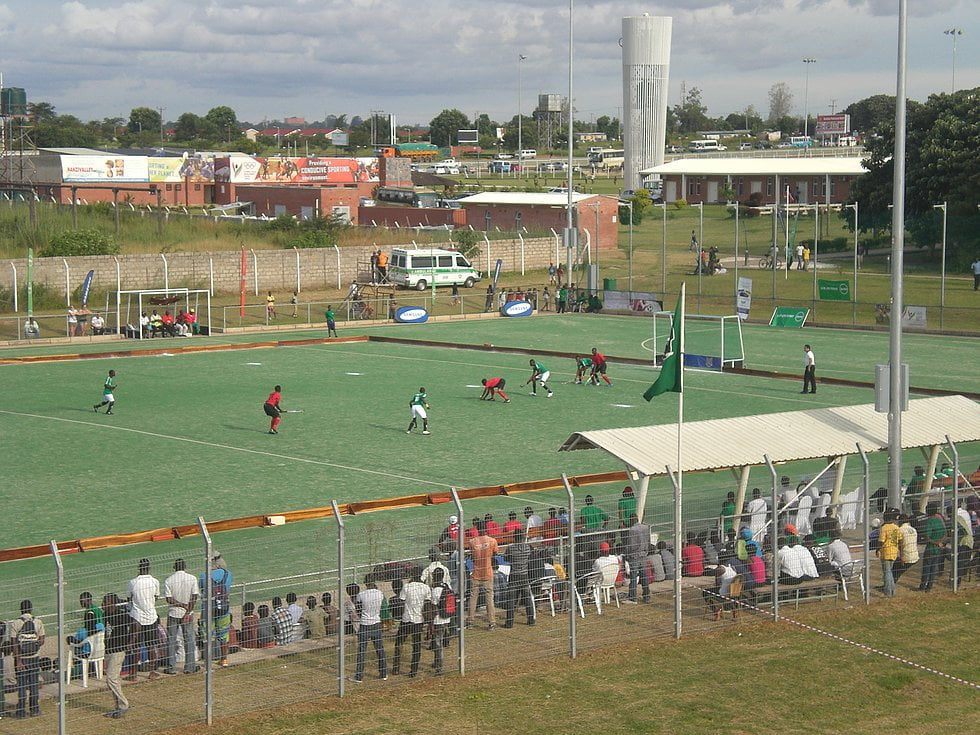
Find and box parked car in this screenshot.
[738,142,753,151]
[541,161,567,172]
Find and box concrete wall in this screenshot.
[3,236,563,300]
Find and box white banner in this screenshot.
[603,290,661,313]
[736,277,753,320]
[62,155,149,183]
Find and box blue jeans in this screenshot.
[16,661,40,716]
[628,559,650,602]
[167,615,197,672]
[354,623,386,680]
[919,550,942,591]
[881,558,895,597]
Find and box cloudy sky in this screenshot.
[1,0,976,127]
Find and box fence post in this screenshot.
[197,517,214,726]
[294,247,301,294]
[946,434,960,593]
[251,250,258,295]
[208,256,214,296]
[49,540,66,735]
[10,262,16,312]
[113,257,121,335]
[450,488,465,674]
[518,233,525,276]
[333,244,341,289]
[561,474,577,658]
[856,444,871,605]
[161,253,169,291]
[62,258,71,307]
[331,500,345,697]
[764,454,780,621]
[665,466,683,639]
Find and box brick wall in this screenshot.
[3,237,562,299]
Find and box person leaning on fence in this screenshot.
[127,558,161,680]
[101,593,131,719]
[352,581,387,683]
[200,553,233,666]
[393,570,429,678]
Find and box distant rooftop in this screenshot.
[642,157,867,177]
[457,191,602,206]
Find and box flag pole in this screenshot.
[673,282,685,638]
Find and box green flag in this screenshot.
[644,286,684,400]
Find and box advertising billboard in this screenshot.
[457,129,479,144]
[148,154,216,182]
[222,156,379,184]
[814,114,850,135]
[61,156,149,183]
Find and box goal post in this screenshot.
[652,312,745,371]
[117,288,212,339]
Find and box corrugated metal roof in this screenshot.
[559,395,980,476]
[457,192,600,206]
[640,157,867,177]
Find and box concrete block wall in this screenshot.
[3,236,562,301]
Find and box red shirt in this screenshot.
[682,544,705,576]
[484,377,504,389]
[161,313,174,325]
[266,391,282,407]
[485,520,502,539]
[591,351,606,367]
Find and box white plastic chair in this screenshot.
[532,576,557,617]
[65,630,105,688]
[837,560,866,601]
[575,571,603,618]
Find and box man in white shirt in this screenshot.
[591,542,621,590]
[747,488,769,542]
[826,530,853,570]
[777,538,817,584]
[163,558,200,674]
[127,558,161,680]
[523,506,544,536]
[802,344,816,394]
[421,547,450,588]
[90,313,106,335]
[351,581,387,683]
[393,571,429,678]
[286,592,304,642]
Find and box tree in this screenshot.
[673,87,709,133]
[205,106,239,139]
[128,107,162,136]
[27,101,56,123]
[768,83,793,124]
[173,112,219,143]
[428,108,470,147]
[842,94,921,134]
[35,115,97,147]
[848,87,979,264]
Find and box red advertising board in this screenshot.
[215,156,379,184]
[814,114,850,135]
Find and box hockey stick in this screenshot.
[284,409,305,413]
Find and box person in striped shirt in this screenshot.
[406,388,430,435]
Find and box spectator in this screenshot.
[777,536,816,584]
[542,507,563,546]
[803,534,834,577]
[502,511,523,545]
[90,312,106,335]
[429,568,453,675]
[185,308,199,335]
[174,311,190,336]
[955,501,974,584]
[393,569,428,678]
[617,486,637,529]
[8,599,45,719]
[700,531,720,568]
[826,529,853,572]
[300,596,326,639]
[385,578,403,633]
[720,492,736,536]
[127,558,161,680]
[657,541,676,580]
[139,311,150,337]
[438,515,460,551]
[745,546,767,587]
[421,547,450,589]
[23,317,40,339]
[747,488,768,542]
[704,556,738,621]
[504,529,535,628]
[351,581,387,683]
[580,495,609,532]
[813,508,841,545]
[591,541,620,593]
[286,592,303,642]
[239,602,258,649]
[163,558,200,675]
[256,605,275,647]
[878,510,902,597]
[467,520,499,629]
[161,310,176,336]
[484,513,503,540]
[67,592,104,662]
[101,593,131,719]
[523,506,544,538]
[892,515,920,583]
[320,592,339,636]
[681,533,705,576]
[625,514,651,603]
[199,553,233,667]
[271,596,292,646]
[149,310,163,337]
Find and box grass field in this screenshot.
[1,313,977,591]
[150,587,980,735]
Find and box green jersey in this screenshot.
[325,309,335,323]
[531,361,547,375]
[103,375,116,395]
[577,357,592,368]
[411,391,428,406]
[581,504,609,531]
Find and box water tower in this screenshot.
[622,15,672,191]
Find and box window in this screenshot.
[812,178,821,196]
[165,184,173,191]
[194,184,201,191]
[695,177,702,195]
[412,256,434,269]
[392,254,405,268]
[438,256,453,268]
[738,177,744,196]
[766,177,774,197]
[455,256,471,268]
[830,178,837,197]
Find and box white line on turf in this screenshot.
[246,362,262,366]
[345,372,363,375]
[0,409,454,489]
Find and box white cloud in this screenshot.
[1,0,975,125]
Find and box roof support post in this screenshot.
[855,444,872,605]
[830,455,847,510]
[733,465,751,536]
[450,487,466,671]
[629,465,651,522]
[331,500,345,698]
[920,444,941,514]
[945,435,960,593]
[763,454,780,622]
[665,465,682,639]
[561,474,577,658]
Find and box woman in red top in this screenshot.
[264,385,285,434]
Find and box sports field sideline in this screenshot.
[1,313,977,588]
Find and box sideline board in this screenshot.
[770,306,809,328]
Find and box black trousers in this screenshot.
[803,365,816,393]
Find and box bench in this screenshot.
[746,577,840,610]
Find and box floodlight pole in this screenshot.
[518,54,526,177]
[846,202,858,325]
[564,0,575,290]
[50,540,66,735]
[932,202,947,329]
[692,202,703,313]
[657,202,667,298]
[944,29,962,93]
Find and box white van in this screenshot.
[688,140,726,152]
[388,248,482,291]
[519,149,537,159]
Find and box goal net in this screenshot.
[651,312,745,371]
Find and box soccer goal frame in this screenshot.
[118,288,211,340]
[652,312,745,371]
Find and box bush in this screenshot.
[43,229,119,257]
[264,214,299,232]
[450,229,481,259]
[289,230,337,249]
[672,199,688,210]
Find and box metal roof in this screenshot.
[640,157,867,177]
[457,191,601,206]
[559,395,980,477]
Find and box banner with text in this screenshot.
[62,155,149,183]
[769,306,809,328]
[148,155,216,182]
[736,277,753,320]
[818,279,851,301]
[220,155,379,184]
